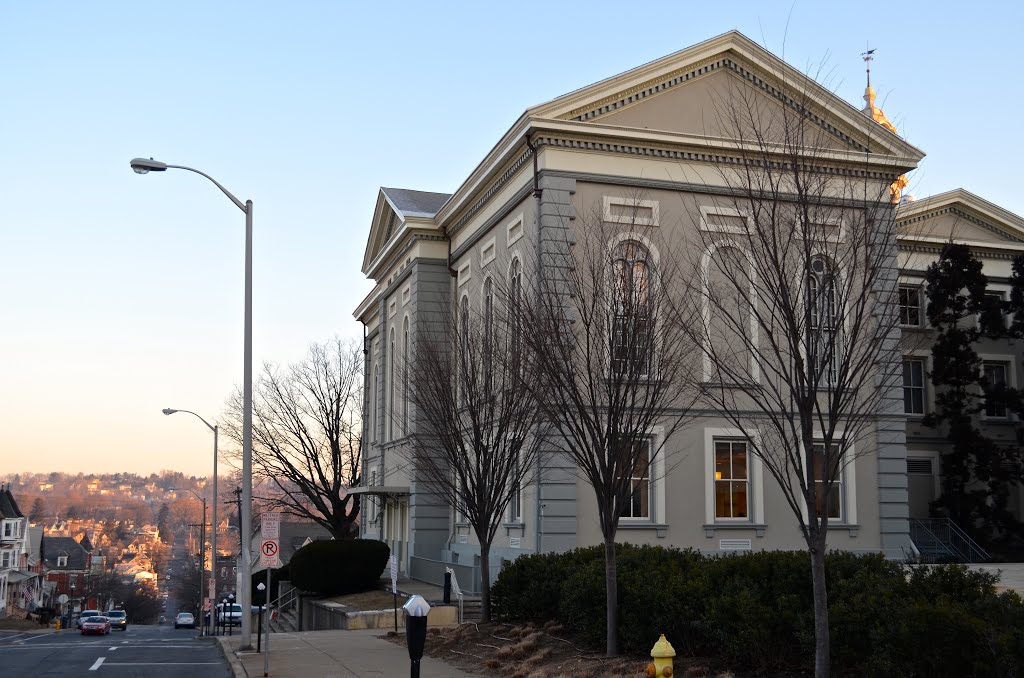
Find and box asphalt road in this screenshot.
[0,623,231,677]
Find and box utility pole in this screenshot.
[227,487,243,601]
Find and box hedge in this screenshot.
[490,545,1024,677]
[289,539,390,595]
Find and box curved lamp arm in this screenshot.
[162,408,217,433]
[130,158,248,213]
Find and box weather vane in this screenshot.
[861,45,875,88]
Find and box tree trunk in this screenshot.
[479,544,492,623]
[810,542,830,678]
[604,538,618,656]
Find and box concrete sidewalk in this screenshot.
[217,628,479,678]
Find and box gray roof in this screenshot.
[41,536,89,571]
[381,187,451,219]
[0,485,23,519]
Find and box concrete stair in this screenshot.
[269,605,298,633]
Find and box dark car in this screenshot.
[106,609,127,631]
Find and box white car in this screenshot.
[174,612,195,629]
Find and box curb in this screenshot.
[216,636,248,678]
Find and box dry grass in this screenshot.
[323,590,400,610]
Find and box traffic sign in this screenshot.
[389,555,398,594]
[258,512,282,568]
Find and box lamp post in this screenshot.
[163,409,219,623]
[135,156,255,648]
[170,486,207,634]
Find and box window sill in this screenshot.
[618,522,669,538]
[827,523,860,537]
[503,522,525,533]
[703,523,767,538]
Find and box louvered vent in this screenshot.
[457,534,468,544]
[906,458,933,475]
[719,538,752,551]
[509,537,521,548]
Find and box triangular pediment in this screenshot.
[526,31,923,163]
[360,187,451,277]
[897,189,1024,249]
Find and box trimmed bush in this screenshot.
[289,539,389,595]
[492,546,1024,677]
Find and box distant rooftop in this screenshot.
[381,187,451,219]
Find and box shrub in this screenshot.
[289,539,389,595]
[492,545,603,622]
[490,546,1024,676]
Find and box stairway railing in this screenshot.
[910,518,991,562]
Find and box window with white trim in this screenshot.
[509,259,522,372]
[903,358,926,414]
[0,551,12,568]
[619,438,652,520]
[509,456,522,523]
[2,520,14,538]
[58,555,68,567]
[611,240,653,377]
[714,440,749,519]
[604,196,659,227]
[983,362,1009,418]
[808,257,839,385]
[388,328,396,439]
[898,285,923,327]
[402,318,410,433]
[483,277,494,392]
[812,443,843,520]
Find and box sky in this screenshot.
[2,1,1022,476]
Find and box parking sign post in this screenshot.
[258,513,281,676]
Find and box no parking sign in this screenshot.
[258,512,282,569]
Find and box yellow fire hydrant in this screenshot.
[645,633,675,677]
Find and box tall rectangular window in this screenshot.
[983,362,1009,417]
[898,285,922,326]
[812,444,842,520]
[714,440,749,519]
[619,438,652,519]
[903,359,925,414]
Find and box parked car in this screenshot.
[216,603,243,627]
[81,616,111,636]
[106,609,127,631]
[76,610,102,630]
[174,612,195,629]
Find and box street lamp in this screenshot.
[163,409,219,622]
[170,486,207,634]
[136,157,254,648]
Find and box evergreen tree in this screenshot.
[925,244,1023,546]
[156,503,172,544]
[30,497,45,520]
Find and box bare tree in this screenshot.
[222,338,362,539]
[403,268,545,622]
[523,202,697,656]
[683,69,914,678]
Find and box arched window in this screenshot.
[372,364,379,442]
[509,259,522,368]
[808,257,838,385]
[388,328,396,439]
[483,277,494,391]
[611,240,652,376]
[459,295,470,406]
[402,317,410,433]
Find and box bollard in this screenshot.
[443,570,452,605]
[645,633,676,677]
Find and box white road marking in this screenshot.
[89,657,105,671]
[103,663,221,666]
[108,646,118,650]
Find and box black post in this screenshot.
[257,606,263,653]
[443,571,451,605]
[393,591,398,634]
[406,615,428,678]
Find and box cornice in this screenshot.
[564,55,878,155]
[529,130,904,182]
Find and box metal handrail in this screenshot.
[910,518,991,562]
